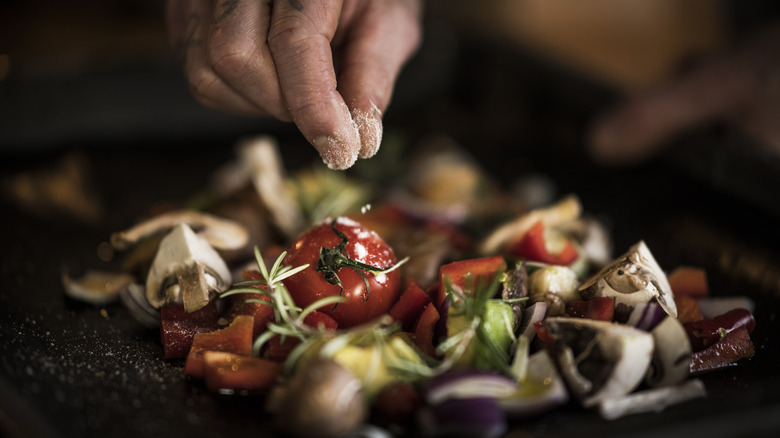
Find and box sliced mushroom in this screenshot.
[238,136,305,239]
[62,269,134,305]
[145,223,231,312]
[502,261,528,333]
[274,358,367,438]
[542,317,654,408]
[111,210,249,252]
[645,316,691,387]
[579,241,676,322]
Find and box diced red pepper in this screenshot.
[202,351,283,395]
[160,301,219,359]
[389,282,432,331]
[263,311,338,362]
[185,315,254,378]
[566,297,615,321]
[264,334,301,363]
[668,266,709,298]
[674,294,704,324]
[534,320,555,344]
[222,271,275,339]
[302,310,339,331]
[413,302,441,358]
[689,325,754,375]
[506,221,578,266]
[438,256,507,306]
[684,308,756,352]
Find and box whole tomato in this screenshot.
[282,217,402,328]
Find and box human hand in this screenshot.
[167,0,423,169]
[589,22,780,165]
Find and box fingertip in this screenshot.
[312,134,360,170]
[352,103,383,159]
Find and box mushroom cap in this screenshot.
[145,223,231,311]
[579,241,677,320]
[275,358,367,438]
[111,210,249,252]
[543,317,654,408]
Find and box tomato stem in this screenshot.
[316,219,404,310]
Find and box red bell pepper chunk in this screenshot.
[302,309,339,331]
[668,266,709,298]
[689,325,755,375]
[534,320,555,344]
[185,315,254,378]
[566,297,615,321]
[674,294,704,324]
[438,256,507,305]
[264,335,301,363]
[160,301,219,359]
[389,282,432,331]
[221,271,275,339]
[264,310,338,362]
[684,308,755,352]
[202,351,283,395]
[413,302,441,358]
[507,221,578,265]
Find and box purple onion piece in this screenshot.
[519,302,547,340]
[418,397,507,438]
[626,302,666,331]
[426,370,517,405]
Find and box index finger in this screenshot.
[268,0,361,170]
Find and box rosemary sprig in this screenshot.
[220,247,344,357]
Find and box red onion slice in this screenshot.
[417,397,507,438]
[426,370,517,405]
[626,302,666,331]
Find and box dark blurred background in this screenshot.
[2,0,780,199]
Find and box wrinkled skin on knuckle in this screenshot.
[187,67,223,105]
[208,38,259,82]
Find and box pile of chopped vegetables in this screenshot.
[69,136,757,438]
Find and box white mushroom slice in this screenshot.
[479,195,582,255]
[62,270,134,305]
[543,317,654,408]
[111,210,249,252]
[598,379,706,420]
[645,316,691,387]
[579,241,677,321]
[239,136,304,239]
[146,223,231,312]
